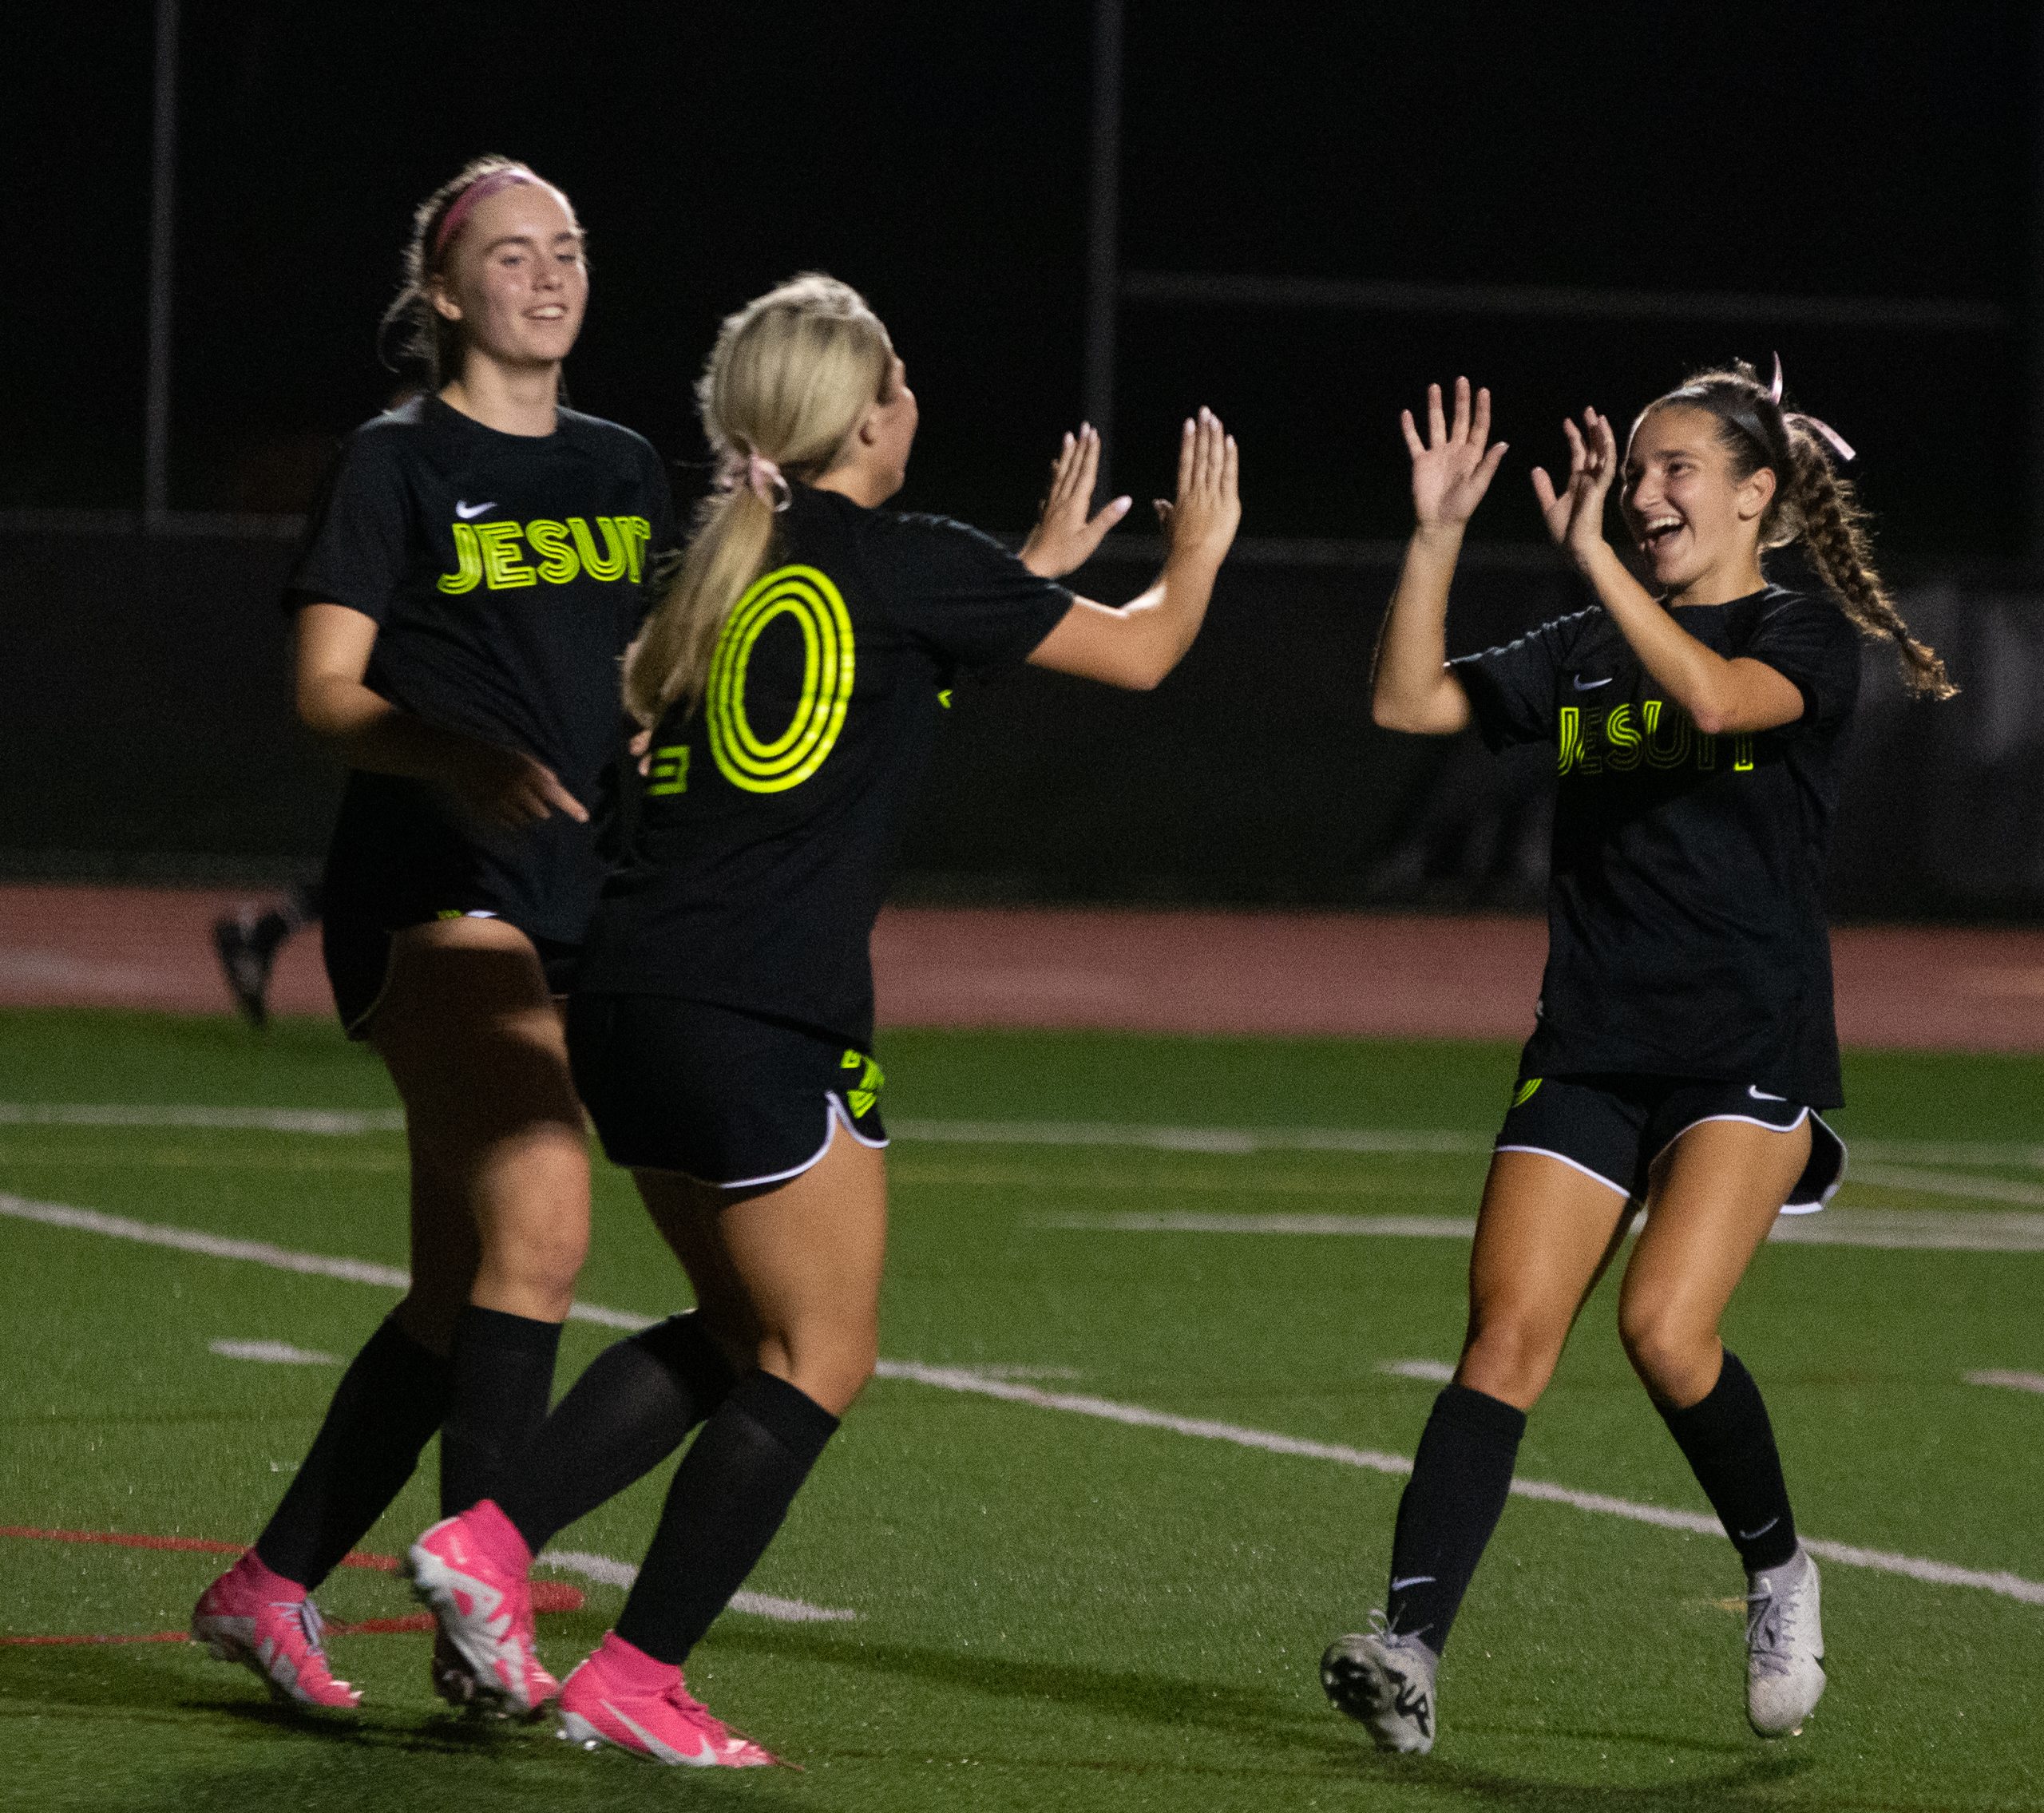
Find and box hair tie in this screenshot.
[1769,352,1856,462]
[719,449,791,512]
[432,166,537,264]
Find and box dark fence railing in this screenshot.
[2,528,2036,917]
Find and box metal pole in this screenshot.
[1083,0,1123,497]
[144,0,180,526]
[2032,7,2044,565]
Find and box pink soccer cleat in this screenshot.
[190,1551,361,1709]
[557,1632,778,1767]
[405,1500,558,1715]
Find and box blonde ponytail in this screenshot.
[624,274,895,725]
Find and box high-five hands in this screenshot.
[1020,424,1132,579]
[1403,378,1507,532]
[1156,407,1242,567]
[1531,409,1619,568]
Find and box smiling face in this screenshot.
[430,180,588,378]
[1622,404,1777,600]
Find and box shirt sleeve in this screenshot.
[1743,593,1862,733]
[283,429,411,623]
[866,513,1074,679]
[1448,612,1584,750]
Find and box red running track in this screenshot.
[2,885,2042,1051]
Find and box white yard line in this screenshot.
[1038,1206,2044,1253]
[9,1101,2044,1182]
[537,1550,858,1623]
[208,1339,338,1365]
[8,1190,2044,1610]
[1380,1359,1456,1383]
[877,1363,2044,1608]
[0,1102,404,1135]
[1966,1370,2044,1395]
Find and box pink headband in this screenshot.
[1770,353,1856,464]
[432,167,537,263]
[719,449,792,512]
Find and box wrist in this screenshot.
[1410,521,1466,560]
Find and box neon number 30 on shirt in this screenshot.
[706,564,855,793]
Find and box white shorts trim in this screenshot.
[646,1095,891,1193]
[1651,1107,1848,1214]
[1494,1144,1632,1201]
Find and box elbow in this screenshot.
[1372,693,1423,733]
[1687,699,1732,738]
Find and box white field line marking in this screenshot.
[1966,1370,2044,1395]
[1038,1206,2044,1253]
[9,1102,2044,1180]
[0,1102,404,1135]
[0,1193,650,1332]
[538,1550,858,1624]
[12,1190,2044,1612]
[876,1362,2044,1608]
[1380,1359,1456,1384]
[208,1339,338,1365]
[1848,1164,2044,1209]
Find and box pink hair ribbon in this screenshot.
[1769,352,1857,462]
[719,449,792,512]
[432,167,538,263]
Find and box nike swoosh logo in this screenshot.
[1388,1576,1436,1593]
[454,501,497,520]
[605,1700,715,1765]
[1571,674,1613,691]
[1737,1517,1780,1542]
[1748,1085,1787,1102]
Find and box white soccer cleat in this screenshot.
[1321,1614,1439,1754]
[1745,1545,1825,1736]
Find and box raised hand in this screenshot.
[1019,424,1132,579]
[1531,408,1618,565]
[1403,378,1507,532]
[1156,407,1242,568]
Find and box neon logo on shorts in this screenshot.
[1511,1076,1542,1108]
[841,1047,884,1119]
[706,564,854,794]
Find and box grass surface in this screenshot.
[1,1009,2040,1811]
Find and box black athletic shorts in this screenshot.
[566,993,889,1188]
[1495,1073,1846,1213]
[323,912,580,1039]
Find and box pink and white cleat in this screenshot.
[405,1500,558,1715]
[557,1632,778,1767]
[190,1551,361,1709]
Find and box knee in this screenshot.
[756,1320,877,1419]
[1618,1298,1718,1404]
[1459,1311,1567,1411]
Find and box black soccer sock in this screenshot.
[1384,1384,1527,1657]
[495,1312,739,1554]
[614,1371,840,1666]
[1656,1348,1799,1574]
[252,1316,453,1589]
[439,1305,562,1518]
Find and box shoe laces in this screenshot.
[1745,1577,1794,1678]
[275,1595,331,1658]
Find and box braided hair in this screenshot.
[1643,360,1954,699]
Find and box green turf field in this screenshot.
[2,1007,2041,1811]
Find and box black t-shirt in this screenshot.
[287,395,675,942]
[1450,585,1861,1106]
[576,485,1075,1046]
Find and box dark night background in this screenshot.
[4,2,2043,911]
[9,2,2036,557]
